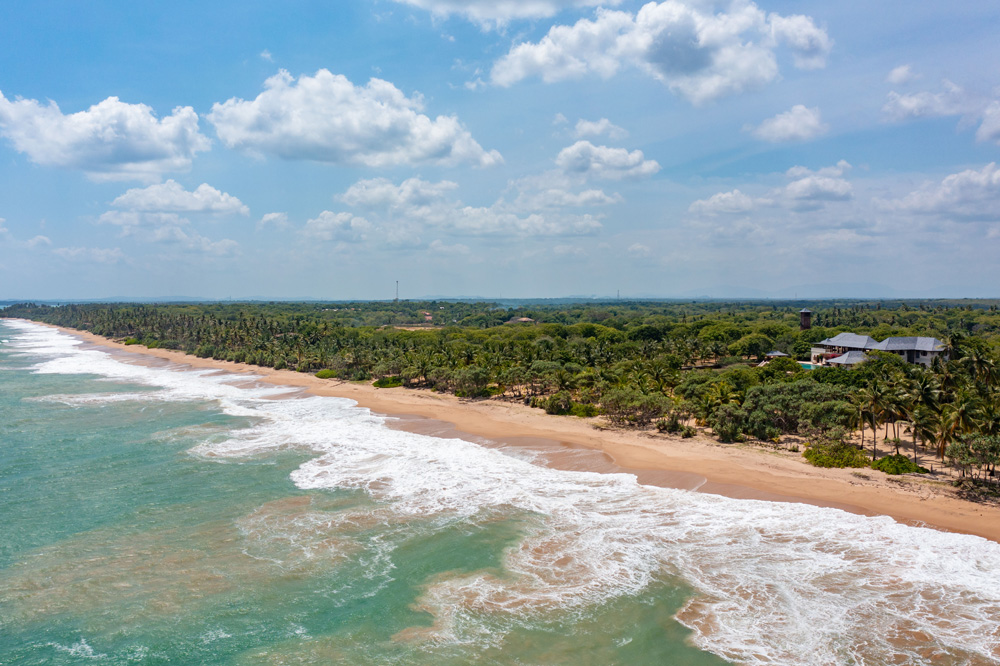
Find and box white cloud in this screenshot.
[491,2,831,104]
[302,211,373,243]
[149,226,240,256]
[260,49,274,62]
[627,242,651,257]
[886,64,917,85]
[52,246,125,263]
[751,104,828,142]
[977,102,1000,144]
[574,117,628,139]
[0,92,210,182]
[784,160,853,207]
[882,163,1000,220]
[391,0,625,27]
[98,208,240,254]
[767,14,832,70]
[689,189,757,215]
[428,239,471,255]
[258,212,290,229]
[207,69,502,168]
[883,80,969,121]
[339,177,459,210]
[330,176,603,240]
[555,140,660,179]
[25,235,51,248]
[111,180,249,215]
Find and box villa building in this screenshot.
[810,333,946,368]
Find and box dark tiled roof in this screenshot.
[827,350,869,365]
[818,332,878,349]
[872,336,945,352]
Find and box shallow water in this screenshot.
[1,319,999,665]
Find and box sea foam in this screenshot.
[4,319,1000,665]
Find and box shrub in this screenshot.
[680,425,696,438]
[710,403,746,443]
[569,402,599,417]
[123,337,139,345]
[315,369,336,379]
[870,454,929,475]
[803,438,869,468]
[373,375,403,388]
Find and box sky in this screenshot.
[1,1,999,300]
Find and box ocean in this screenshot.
[1,318,999,665]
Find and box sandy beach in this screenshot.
[39,322,1000,544]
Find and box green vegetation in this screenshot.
[803,436,870,469]
[871,454,930,475]
[4,298,1000,488]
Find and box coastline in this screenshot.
[27,321,1000,544]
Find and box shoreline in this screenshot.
[21,320,1000,544]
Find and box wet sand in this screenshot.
[33,322,1000,544]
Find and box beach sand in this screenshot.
[38,322,1000,544]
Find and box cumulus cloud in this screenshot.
[574,117,628,139]
[688,189,757,215]
[883,80,1000,146]
[391,0,625,27]
[148,226,240,256]
[325,176,603,241]
[491,1,831,104]
[340,177,459,210]
[882,80,969,121]
[258,212,290,229]
[783,160,853,207]
[100,191,241,254]
[0,92,210,182]
[555,140,660,179]
[52,246,125,263]
[977,102,1000,144]
[428,239,471,255]
[689,161,852,217]
[886,64,917,85]
[111,180,249,215]
[627,242,651,257]
[751,104,828,142]
[882,163,1000,220]
[303,211,374,242]
[207,69,502,168]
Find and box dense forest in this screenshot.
[4,299,999,493]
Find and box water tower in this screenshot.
[799,309,812,330]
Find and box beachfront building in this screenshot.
[810,333,946,368]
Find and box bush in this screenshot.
[710,403,746,443]
[569,402,599,417]
[373,375,403,388]
[315,369,336,379]
[680,425,696,438]
[123,337,139,345]
[803,438,869,468]
[656,413,683,434]
[870,454,929,475]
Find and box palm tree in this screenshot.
[907,404,938,465]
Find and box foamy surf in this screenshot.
[4,319,1000,665]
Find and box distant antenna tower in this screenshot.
[395,280,399,302]
[617,289,620,301]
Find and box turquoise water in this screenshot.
[0,322,723,665]
[2,319,1000,665]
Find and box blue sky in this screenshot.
[1,0,999,300]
